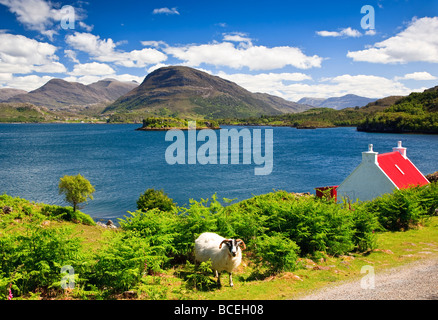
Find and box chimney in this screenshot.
[362,144,378,164]
[393,141,407,159]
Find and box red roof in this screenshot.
[377,151,429,189]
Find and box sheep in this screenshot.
[194,232,246,287]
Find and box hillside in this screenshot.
[298,94,377,110]
[357,86,438,133]
[105,66,311,119]
[0,88,27,101]
[7,78,138,109]
[0,103,61,122]
[1,186,438,300]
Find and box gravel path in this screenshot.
[299,257,438,300]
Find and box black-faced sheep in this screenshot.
[194,232,246,287]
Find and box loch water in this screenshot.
[0,123,437,221]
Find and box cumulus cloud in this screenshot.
[141,40,167,48]
[69,62,115,76]
[63,73,144,86]
[0,0,92,39]
[395,71,437,81]
[0,74,54,91]
[164,36,323,70]
[222,32,253,47]
[214,71,420,101]
[217,71,312,94]
[316,27,363,38]
[65,32,168,68]
[0,33,66,74]
[347,16,438,63]
[152,7,179,15]
[0,0,55,33]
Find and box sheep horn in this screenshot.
[219,239,231,249]
[236,239,246,250]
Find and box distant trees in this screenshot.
[58,174,95,212]
[137,188,176,212]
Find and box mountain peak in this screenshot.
[298,94,378,110]
[105,66,310,118]
[6,78,138,109]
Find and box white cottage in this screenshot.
[336,141,429,202]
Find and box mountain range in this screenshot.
[2,78,139,109]
[298,94,378,110]
[0,66,391,120]
[105,66,311,118]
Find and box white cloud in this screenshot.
[316,27,362,38]
[217,71,312,94]
[0,74,54,91]
[222,32,253,47]
[64,73,144,85]
[0,33,66,74]
[347,17,438,63]
[66,32,168,68]
[152,7,179,15]
[147,63,169,73]
[64,49,79,63]
[0,0,91,39]
[214,71,420,101]
[78,21,94,32]
[0,0,53,32]
[69,62,115,76]
[395,71,437,81]
[141,40,167,48]
[164,40,323,70]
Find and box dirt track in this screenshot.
[299,257,438,300]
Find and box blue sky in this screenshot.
[1,0,438,101]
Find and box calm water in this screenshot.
[0,123,437,221]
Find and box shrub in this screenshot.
[349,202,379,251]
[240,192,356,256]
[137,188,176,212]
[365,187,425,231]
[184,260,216,290]
[0,219,84,297]
[253,233,300,273]
[119,209,179,263]
[40,204,95,225]
[91,232,155,293]
[415,182,438,216]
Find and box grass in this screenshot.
[174,217,438,300]
[37,216,437,300]
[2,192,437,300]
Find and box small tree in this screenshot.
[58,174,95,212]
[137,188,176,212]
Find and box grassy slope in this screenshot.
[1,194,437,300]
[23,216,438,300]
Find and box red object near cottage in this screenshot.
[315,186,338,201]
